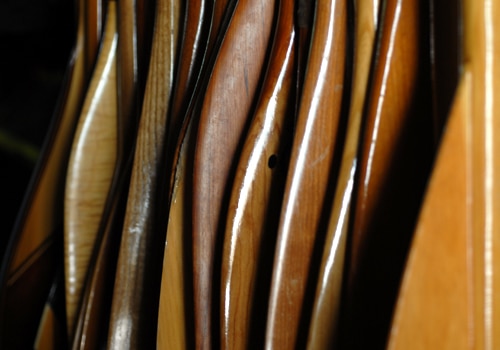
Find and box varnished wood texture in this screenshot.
[192,0,275,347]
[0,0,91,347]
[265,0,347,348]
[306,1,380,348]
[340,0,434,347]
[107,0,180,347]
[220,1,295,348]
[64,1,118,337]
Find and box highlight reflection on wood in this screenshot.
[265,0,347,348]
[64,1,118,337]
[343,0,434,346]
[107,0,180,347]
[219,0,295,347]
[306,1,380,347]
[192,0,275,347]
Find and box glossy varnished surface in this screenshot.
[341,0,434,347]
[192,0,275,347]
[219,0,295,347]
[306,1,379,348]
[264,0,347,348]
[64,1,118,337]
[107,0,180,347]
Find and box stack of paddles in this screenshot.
[0,0,498,348]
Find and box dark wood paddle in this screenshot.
[305,1,380,347]
[264,0,348,348]
[106,0,180,347]
[338,0,435,347]
[191,0,276,347]
[219,0,296,348]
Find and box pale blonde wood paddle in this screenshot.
[264,0,347,348]
[69,0,143,347]
[0,0,95,347]
[191,0,275,347]
[63,0,118,337]
[219,0,296,348]
[106,0,180,347]
[305,1,380,348]
[389,0,500,348]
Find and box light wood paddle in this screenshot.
[0,0,96,346]
[106,0,180,347]
[69,0,145,347]
[388,0,500,348]
[306,1,380,348]
[338,0,435,347]
[63,0,118,337]
[264,0,347,348]
[219,0,296,348]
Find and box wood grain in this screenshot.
[219,0,295,348]
[306,1,380,348]
[340,0,434,347]
[107,0,180,347]
[0,0,90,347]
[64,1,118,337]
[264,0,347,348]
[192,0,275,347]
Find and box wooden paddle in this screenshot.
[69,0,146,346]
[219,0,296,348]
[155,0,223,348]
[264,0,347,348]
[337,0,435,347]
[106,0,180,347]
[191,0,275,347]
[0,0,95,346]
[63,0,118,337]
[389,0,500,347]
[306,1,380,348]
